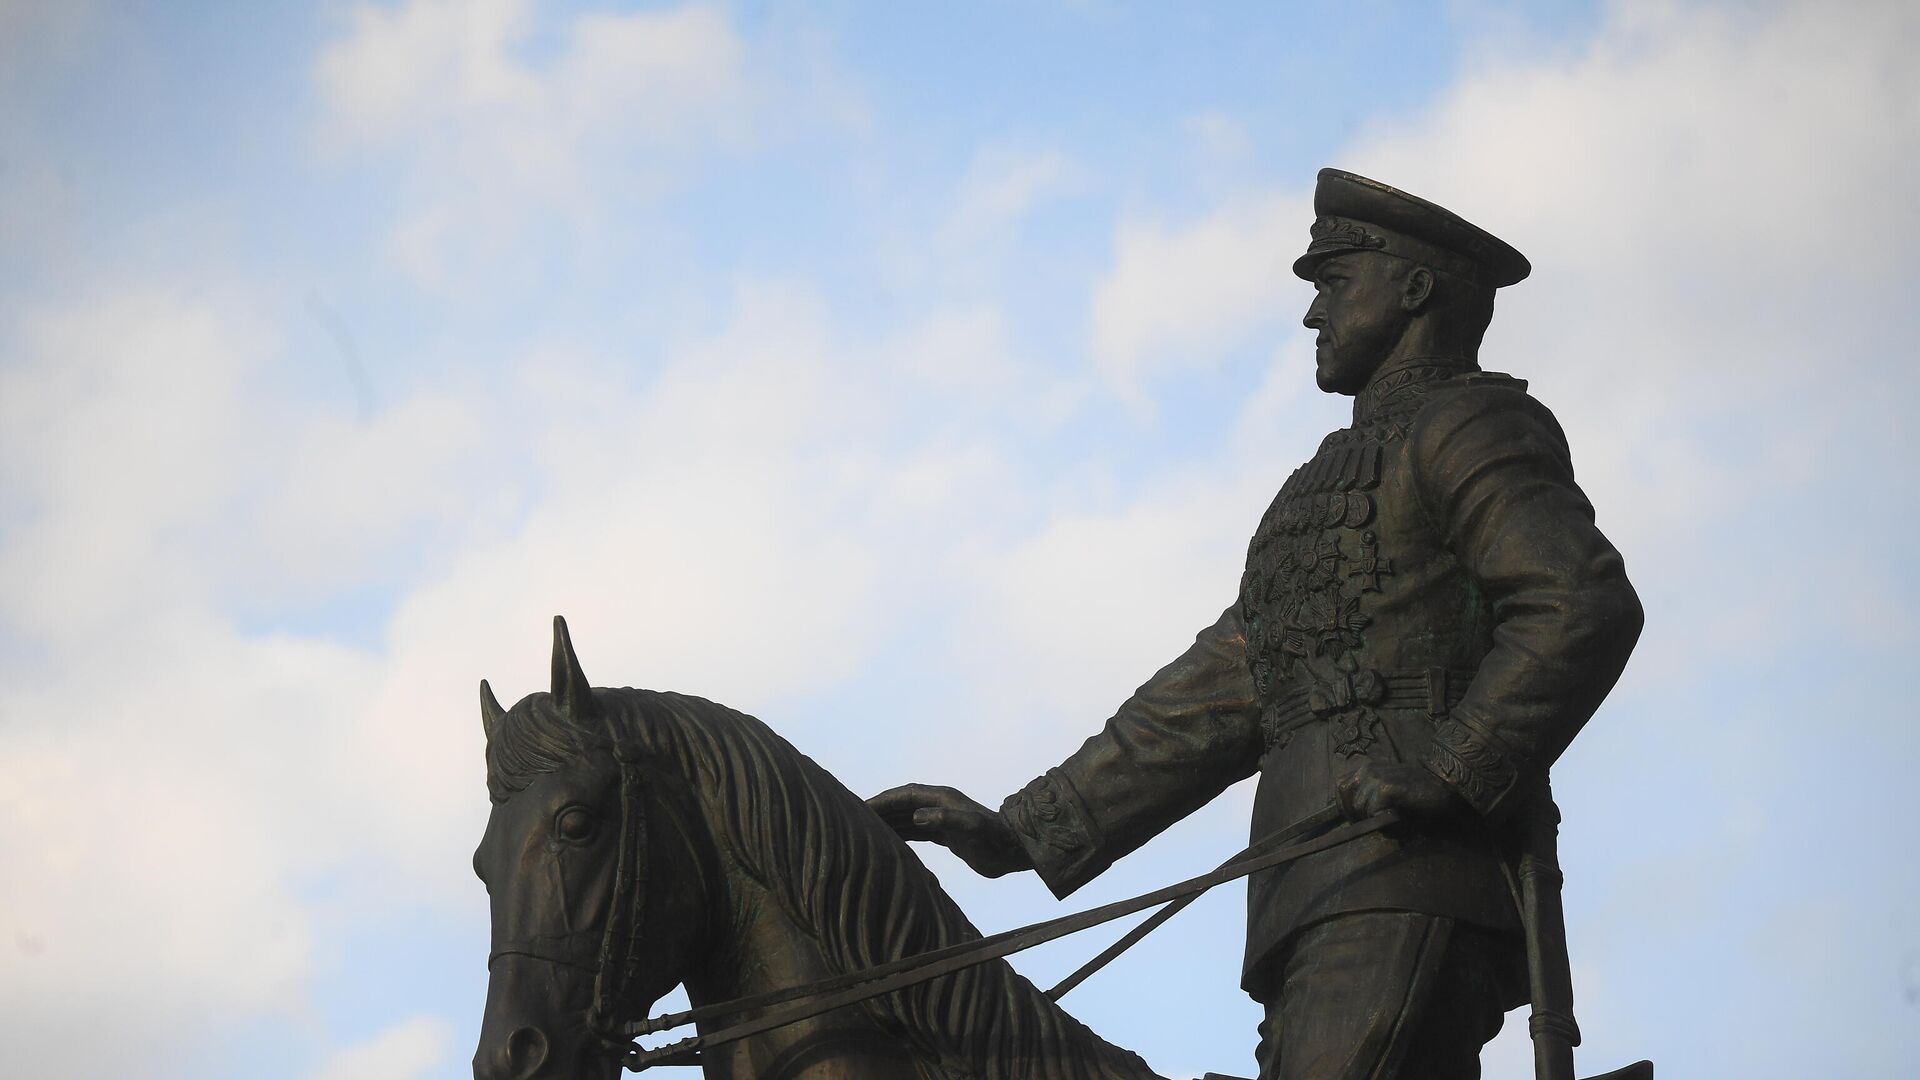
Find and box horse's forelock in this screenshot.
[485,692,607,801]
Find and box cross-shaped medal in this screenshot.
[1346,533,1393,592]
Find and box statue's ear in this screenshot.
[1401,265,1435,312]
[550,615,599,720]
[479,679,507,741]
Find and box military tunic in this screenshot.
[999,358,1643,989]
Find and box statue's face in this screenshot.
[1302,252,1412,394]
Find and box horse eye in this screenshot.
[555,805,598,843]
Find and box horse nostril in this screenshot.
[504,1026,550,1079]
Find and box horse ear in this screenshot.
[479,679,506,741]
[550,615,598,719]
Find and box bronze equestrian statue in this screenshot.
[468,170,1653,1080]
[872,169,1646,1080]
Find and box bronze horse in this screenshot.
[472,617,1166,1080]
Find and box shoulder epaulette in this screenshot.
[1449,370,1528,392]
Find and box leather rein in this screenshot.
[613,801,1399,1072]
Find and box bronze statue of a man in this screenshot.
[873,168,1644,1079]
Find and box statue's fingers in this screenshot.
[908,807,963,842]
[868,794,931,838]
[1334,773,1360,819]
[1361,784,1387,817]
[1339,770,1384,819]
[912,807,957,830]
[867,783,937,820]
[915,806,994,838]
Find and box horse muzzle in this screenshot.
[474,1024,549,1080]
[474,1022,625,1080]
[475,954,625,1080]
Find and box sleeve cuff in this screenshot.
[1421,710,1523,820]
[1000,768,1109,898]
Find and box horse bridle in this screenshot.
[586,734,651,1060]
[484,720,654,1069]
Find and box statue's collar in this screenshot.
[1352,356,1477,425]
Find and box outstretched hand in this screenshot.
[1335,762,1472,823]
[866,783,1035,879]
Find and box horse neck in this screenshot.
[701,870,840,997]
[651,751,821,1007]
[639,706,1156,1080]
[680,830,921,1078]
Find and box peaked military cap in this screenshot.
[1294,168,1531,288]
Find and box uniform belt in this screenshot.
[1260,666,1474,753]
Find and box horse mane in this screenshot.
[487,686,1159,1080]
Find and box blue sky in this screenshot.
[2,2,1917,1077]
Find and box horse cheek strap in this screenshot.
[588,740,649,1044]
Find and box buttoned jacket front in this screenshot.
[999,358,1644,988]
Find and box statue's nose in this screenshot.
[475,1025,550,1080]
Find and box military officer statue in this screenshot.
[872,168,1645,1080]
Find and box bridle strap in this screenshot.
[586,734,650,1042]
[488,929,607,973]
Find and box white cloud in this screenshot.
[309,1016,452,1080]
[0,0,96,81]
[885,304,1087,430]
[950,144,1081,239]
[0,618,374,1075]
[315,0,752,152]
[231,390,497,601]
[944,471,1257,754]
[314,0,537,146]
[0,289,270,642]
[312,0,769,285]
[0,285,421,1072]
[876,140,1090,299]
[1088,190,1308,403]
[1184,112,1254,171]
[0,287,505,635]
[894,303,1022,395]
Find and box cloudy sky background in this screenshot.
[2,1,1917,1077]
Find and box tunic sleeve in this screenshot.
[1408,382,1644,821]
[999,604,1263,898]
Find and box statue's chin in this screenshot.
[1315,366,1358,395]
[1315,352,1380,396]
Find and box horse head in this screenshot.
[471,617,711,1080]
[470,619,1167,1080]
